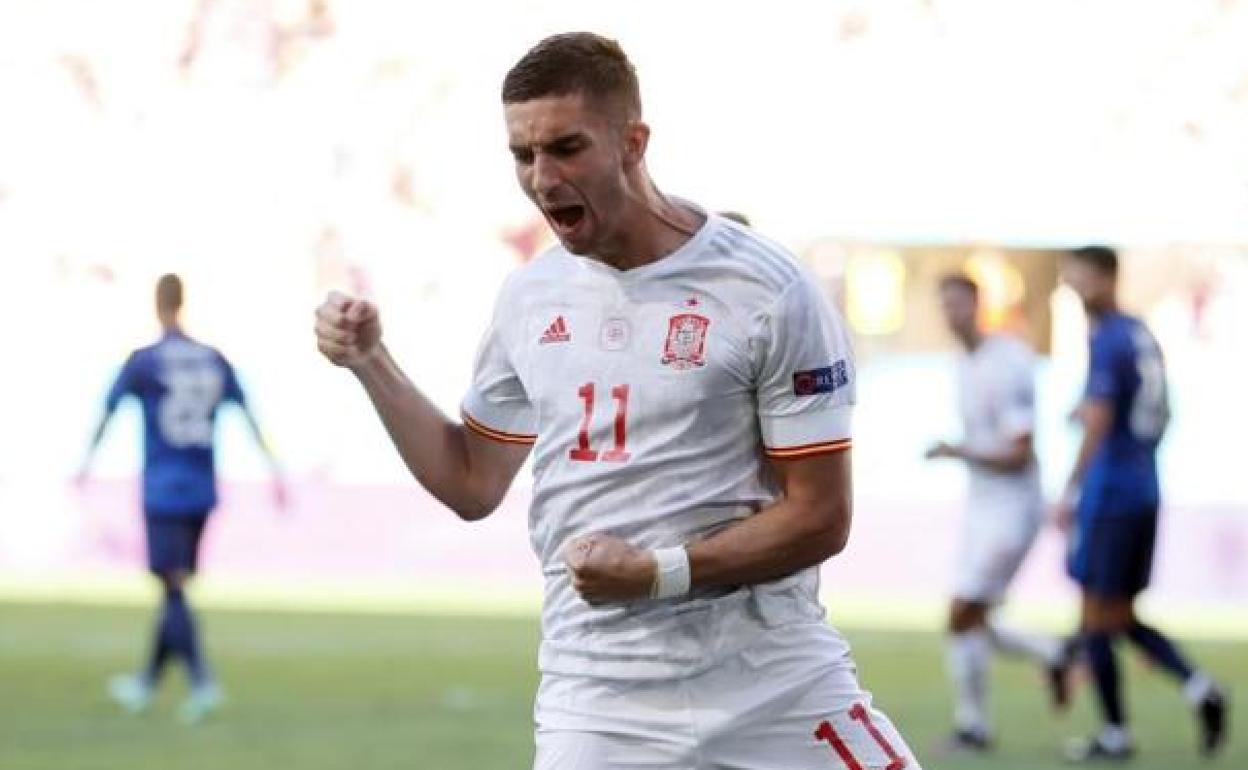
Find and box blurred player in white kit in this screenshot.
[925,275,1066,752]
[314,32,920,770]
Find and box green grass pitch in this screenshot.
[1,601,1241,769]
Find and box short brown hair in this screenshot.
[939,273,979,300]
[156,273,183,314]
[502,32,641,122]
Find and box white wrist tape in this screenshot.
[650,547,691,600]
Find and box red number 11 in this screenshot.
[814,703,906,770]
[570,383,631,463]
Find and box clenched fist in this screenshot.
[563,533,657,606]
[315,291,382,369]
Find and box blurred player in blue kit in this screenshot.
[1054,246,1228,761]
[78,273,285,723]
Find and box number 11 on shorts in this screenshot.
[814,703,906,769]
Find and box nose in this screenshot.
[531,152,562,198]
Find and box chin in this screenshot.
[558,231,598,256]
[552,235,581,255]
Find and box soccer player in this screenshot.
[1054,246,1227,761]
[315,32,921,770]
[925,275,1065,752]
[78,273,285,723]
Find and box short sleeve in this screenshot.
[998,347,1036,439]
[755,275,856,459]
[219,354,247,405]
[1085,329,1122,401]
[104,352,139,412]
[460,295,537,445]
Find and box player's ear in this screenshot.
[622,120,649,168]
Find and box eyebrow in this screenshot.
[509,131,587,155]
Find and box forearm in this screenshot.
[955,445,1032,473]
[686,498,849,590]
[1065,435,1100,494]
[352,344,494,519]
[242,411,282,471]
[1066,402,1111,493]
[80,414,111,469]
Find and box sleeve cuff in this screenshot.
[760,405,853,459]
[460,398,537,446]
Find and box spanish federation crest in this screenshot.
[660,313,710,369]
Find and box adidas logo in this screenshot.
[539,316,571,344]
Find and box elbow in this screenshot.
[414,462,507,522]
[1004,455,1032,473]
[445,481,507,522]
[447,495,500,522]
[823,523,851,559]
[808,503,852,562]
[452,505,494,522]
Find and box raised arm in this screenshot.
[315,292,530,520]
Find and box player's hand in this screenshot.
[271,476,290,514]
[563,533,657,606]
[315,291,382,369]
[924,441,958,460]
[1067,403,1087,425]
[1051,499,1076,533]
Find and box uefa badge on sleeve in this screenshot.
[660,313,709,369]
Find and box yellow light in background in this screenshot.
[963,249,1025,331]
[846,249,906,335]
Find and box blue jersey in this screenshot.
[1078,312,1169,520]
[105,331,245,516]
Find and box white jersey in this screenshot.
[955,334,1043,517]
[462,210,856,680]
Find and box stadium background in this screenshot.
[1,1,1245,768]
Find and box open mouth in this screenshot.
[546,204,586,231]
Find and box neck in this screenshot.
[594,172,703,271]
[958,327,984,352]
[159,314,181,333]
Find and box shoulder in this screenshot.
[493,246,572,300]
[701,218,806,298]
[127,342,160,370]
[209,345,234,372]
[680,219,829,337]
[182,335,226,362]
[1092,315,1135,354]
[1120,314,1153,340]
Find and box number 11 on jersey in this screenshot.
[571,382,631,463]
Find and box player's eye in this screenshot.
[511,147,534,164]
[549,139,584,158]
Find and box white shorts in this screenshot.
[533,623,921,770]
[952,504,1042,605]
